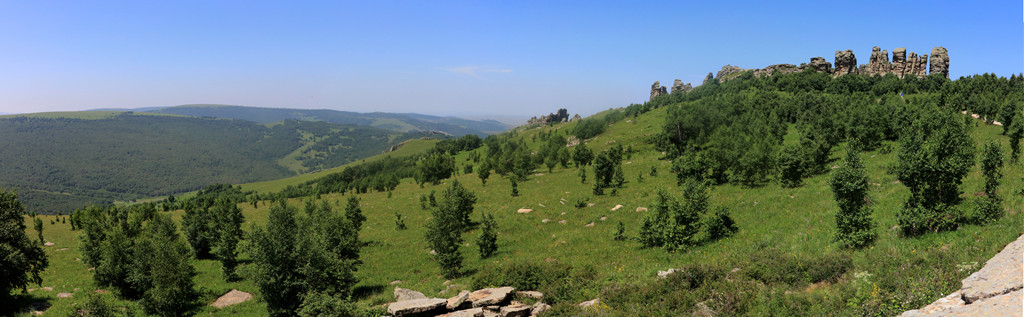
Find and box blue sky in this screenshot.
[1,1,1021,117]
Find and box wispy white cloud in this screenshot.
[443,66,512,77]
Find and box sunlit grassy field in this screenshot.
[16,108,1022,315]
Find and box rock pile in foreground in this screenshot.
[900,234,1023,317]
[387,286,550,317]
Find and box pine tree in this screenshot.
[213,198,244,281]
[829,151,875,249]
[33,217,43,245]
[425,181,475,278]
[344,196,366,233]
[476,213,498,259]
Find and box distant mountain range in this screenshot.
[89,104,511,136]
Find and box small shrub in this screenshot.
[574,198,588,209]
[968,196,1003,224]
[394,212,407,230]
[614,221,625,241]
[704,206,738,241]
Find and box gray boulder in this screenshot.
[387,298,447,316]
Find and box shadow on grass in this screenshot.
[10,293,53,316]
[352,284,386,300]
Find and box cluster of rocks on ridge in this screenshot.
[387,286,551,317]
[650,46,950,101]
[526,108,573,126]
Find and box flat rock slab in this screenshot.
[56,292,73,298]
[210,289,253,308]
[387,298,447,316]
[440,307,483,317]
[610,205,623,211]
[517,208,532,214]
[961,234,1024,303]
[395,287,428,302]
[469,287,515,307]
[447,290,470,310]
[499,304,531,317]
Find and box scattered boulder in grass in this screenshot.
[636,207,648,212]
[611,205,623,211]
[558,220,567,224]
[395,287,428,302]
[584,222,595,227]
[55,248,68,252]
[210,289,252,308]
[658,269,679,278]
[43,242,54,246]
[599,216,607,221]
[541,219,551,223]
[41,287,53,292]
[587,203,596,207]
[388,298,447,316]
[56,293,73,299]
[579,298,601,308]
[517,208,533,214]
[390,280,402,285]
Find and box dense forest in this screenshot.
[0,113,439,213]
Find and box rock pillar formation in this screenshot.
[834,50,857,76]
[650,81,667,101]
[930,46,949,78]
[671,79,692,94]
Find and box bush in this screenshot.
[704,206,738,241]
[746,250,851,287]
[968,196,1003,225]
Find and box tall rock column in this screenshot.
[834,50,857,76]
[891,48,908,78]
[865,46,891,76]
[930,47,949,78]
[650,81,667,101]
[702,72,714,85]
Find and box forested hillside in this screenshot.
[6,70,1024,317]
[147,105,509,135]
[0,113,438,214]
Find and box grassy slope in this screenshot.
[17,107,1023,316]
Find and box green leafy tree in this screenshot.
[572,143,594,167]
[476,213,498,259]
[425,181,476,278]
[980,141,1004,196]
[972,141,1005,224]
[344,195,366,233]
[829,151,876,249]
[544,154,557,173]
[181,204,214,258]
[703,206,738,241]
[248,202,303,317]
[577,167,587,184]
[612,165,626,188]
[249,200,363,317]
[894,109,975,236]
[137,214,198,316]
[417,152,455,185]
[778,144,805,188]
[33,217,43,245]
[1009,111,1023,162]
[0,188,48,307]
[213,198,244,281]
[478,160,491,186]
[593,151,615,188]
[638,183,707,251]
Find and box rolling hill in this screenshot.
[0,112,442,214]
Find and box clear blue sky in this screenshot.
[1,0,1021,117]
